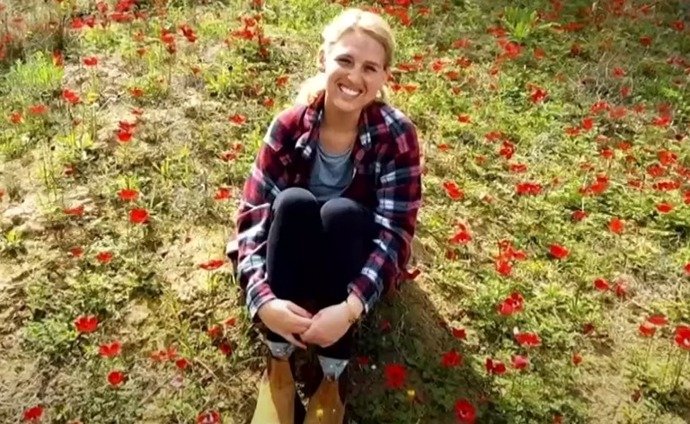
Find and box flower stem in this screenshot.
[671,351,689,392]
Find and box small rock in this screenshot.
[2,194,38,225]
[15,220,46,237]
[125,301,151,326]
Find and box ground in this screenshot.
[1,0,689,423]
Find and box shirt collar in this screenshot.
[296,92,373,160]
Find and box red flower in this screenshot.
[62,89,81,105]
[357,356,372,366]
[530,87,548,103]
[454,399,476,423]
[129,208,149,224]
[684,263,690,275]
[207,325,223,338]
[99,341,122,357]
[175,358,189,370]
[498,292,524,316]
[83,56,98,66]
[95,251,114,263]
[495,259,512,276]
[116,129,133,143]
[674,326,690,350]
[652,115,671,127]
[219,341,233,356]
[571,353,583,366]
[69,247,84,258]
[23,405,44,421]
[451,327,467,340]
[549,244,569,259]
[52,50,64,67]
[384,363,407,388]
[498,140,515,159]
[612,67,626,77]
[515,332,541,348]
[594,278,610,291]
[457,114,472,123]
[639,322,656,337]
[130,87,144,97]
[647,314,668,326]
[107,370,126,386]
[572,210,588,221]
[609,218,624,234]
[214,187,232,200]
[29,104,49,115]
[64,205,85,216]
[199,259,225,270]
[656,202,673,213]
[516,181,542,195]
[197,411,221,424]
[485,358,506,375]
[9,111,23,124]
[229,114,246,125]
[74,315,99,333]
[441,350,463,367]
[442,181,463,200]
[118,188,139,201]
[450,228,472,244]
[512,354,529,370]
[509,163,527,173]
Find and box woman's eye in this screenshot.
[337,57,351,64]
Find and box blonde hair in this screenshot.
[295,8,395,106]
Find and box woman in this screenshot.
[230,7,422,424]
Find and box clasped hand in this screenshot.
[257,298,357,349]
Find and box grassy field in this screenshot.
[1,0,690,423]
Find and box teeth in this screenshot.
[339,84,361,97]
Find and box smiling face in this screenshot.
[320,29,390,115]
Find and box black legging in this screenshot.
[264,187,376,360]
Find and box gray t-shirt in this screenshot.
[308,142,354,202]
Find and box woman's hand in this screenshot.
[300,295,364,348]
[257,299,313,349]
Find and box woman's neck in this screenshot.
[321,94,361,134]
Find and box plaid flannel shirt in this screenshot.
[235,93,422,320]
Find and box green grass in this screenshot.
[1,0,689,423]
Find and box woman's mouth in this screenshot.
[338,83,362,98]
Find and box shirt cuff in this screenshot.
[247,282,277,322]
[348,274,379,316]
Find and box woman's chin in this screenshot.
[330,95,366,114]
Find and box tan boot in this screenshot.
[250,356,296,424]
[303,375,347,424]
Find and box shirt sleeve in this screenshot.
[235,112,295,321]
[347,120,423,314]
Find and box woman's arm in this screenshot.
[347,116,423,315]
[235,110,299,320]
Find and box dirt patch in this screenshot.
[158,225,230,301]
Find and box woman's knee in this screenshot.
[272,187,318,219]
[320,197,370,235]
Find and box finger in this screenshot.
[287,302,313,318]
[300,326,316,341]
[289,321,312,334]
[283,333,307,349]
[289,314,314,329]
